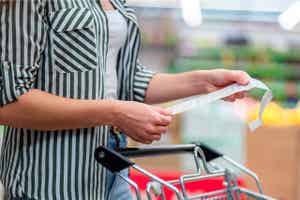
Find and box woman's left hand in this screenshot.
[204,69,251,102]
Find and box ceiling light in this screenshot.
[180,0,202,27]
[278,1,300,31]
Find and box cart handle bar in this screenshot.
[95,143,223,173]
[117,143,223,162]
[94,146,135,173]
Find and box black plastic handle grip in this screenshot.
[198,143,223,162]
[117,144,196,158]
[94,143,224,172]
[94,146,135,173]
[117,143,223,162]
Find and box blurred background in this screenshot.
[2,0,300,199]
[126,0,300,199]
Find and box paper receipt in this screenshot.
[167,78,273,131]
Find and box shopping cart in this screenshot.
[95,143,276,200]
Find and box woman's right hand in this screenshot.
[112,101,172,144]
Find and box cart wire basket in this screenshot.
[95,143,276,200]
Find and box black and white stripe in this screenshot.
[0,0,155,199]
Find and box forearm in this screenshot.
[145,71,210,104]
[0,89,118,131]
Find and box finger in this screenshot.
[127,130,152,144]
[137,130,163,144]
[231,92,246,100]
[130,134,147,144]
[146,124,169,134]
[131,136,147,144]
[142,133,156,144]
[142,140,153,145]
[153,106,172,116]
[138,133,154,144]
[235,92,246,99]
[159,126,168,133]
[223,96,236,102]
[228,94,241,101]
[155,115,172,126]
[223,92,245,102]
[151,134,162,141]
[153,126,168,134]
[228,71,251,86]
[146,131,162,141]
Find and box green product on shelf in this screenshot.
[195,47,300,64]
[197,48,222,60]
[296,84,300,99]
[168,59,220,73]
[250,81,287,101]
[270,49,300,64]
[244,64,292,80]
[169,59,298,80]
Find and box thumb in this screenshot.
[228,71,251,86]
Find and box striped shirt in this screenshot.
[0,0,155,199]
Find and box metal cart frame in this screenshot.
[95,143,276,200]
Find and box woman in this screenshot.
[0,0,250,199]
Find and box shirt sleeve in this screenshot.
[132,61,156,102]
[0,1,47,107]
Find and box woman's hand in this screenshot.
[112,101,172,144]
[144,69,251,104]
[204,69,251,102]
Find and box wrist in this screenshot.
[107,100,124,127]
[94,100,123,126]
[189,70,212,94]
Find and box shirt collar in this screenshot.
[109,0,139,25]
